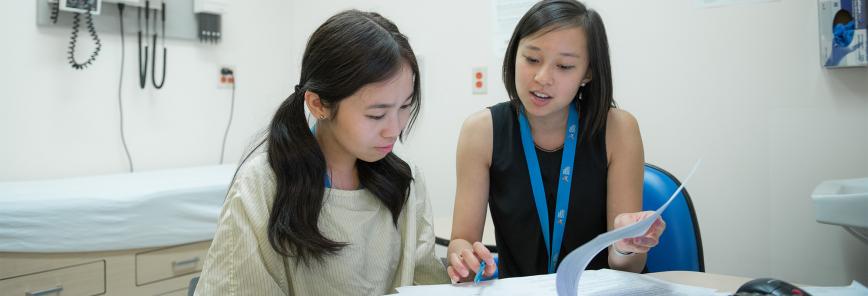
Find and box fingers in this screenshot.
[472,242,497,276]
[634,210,655,222]
[448,242,499,283]
[447,266,460,284]
[448,252,468,279]
[460,248,481,273]
[631,236,657,249]
[643,217,666,241]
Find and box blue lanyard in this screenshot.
[517,103,579,273]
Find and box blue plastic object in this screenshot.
[483,257,499,280]
[642,164,704,272]
[833,21,856,48]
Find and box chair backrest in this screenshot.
[642,163,705,272]
[188,276,199,296]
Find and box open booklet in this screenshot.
[554,159,702,296]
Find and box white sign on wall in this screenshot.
[492,0,537,58]
[695,0,780,8]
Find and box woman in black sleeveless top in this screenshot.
[446,0,667,282]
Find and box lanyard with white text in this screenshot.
[517,103,579,273]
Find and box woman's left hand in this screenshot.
[612,211,666,254]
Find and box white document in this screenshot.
[491,0,537,57]
[804,281,868,296]
[555,160,702,296]
[694,0,779,8]
[395,269,718,296]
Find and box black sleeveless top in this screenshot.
[488,102,609,278]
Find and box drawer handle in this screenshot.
[172,257,200,270]
[25,285,63,296]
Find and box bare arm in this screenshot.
[605,109,649,272]
[446,110,497,282]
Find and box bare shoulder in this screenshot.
[605,108,643,161]
[458,109,494,166]
[606,108,640,135]
[461,109,493,135]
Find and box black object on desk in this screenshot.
[736,278,812,296]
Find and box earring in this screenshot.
[319,114,326,120]
[580,81,587,87]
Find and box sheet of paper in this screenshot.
[395,269,718,296]
[555,159,702,296]
[804,281,868,296]
[694,0,779,8]
[491,0,537,57]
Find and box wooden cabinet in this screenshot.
[0,240,211,296]
[0,260,105,296]
[136,241,209,286]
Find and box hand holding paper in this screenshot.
[555,159,702,296]
[612,211,667,254]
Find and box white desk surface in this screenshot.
[647,271,752,293]
[435,217,752,293]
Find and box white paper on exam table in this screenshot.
[395,269,718,296]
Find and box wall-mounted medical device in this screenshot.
[38,0,206,43]
[53,0,104,70]
[39,0,218,73]
[819,0,868,68]
[194,0,226,43]
[59,0,102,15]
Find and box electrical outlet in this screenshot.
[219,66,235,89]
[472,67,487,95]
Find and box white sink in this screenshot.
[812,177,868,244]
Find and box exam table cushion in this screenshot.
[0,165,236,252]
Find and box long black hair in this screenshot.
[264,10,421,265]
[503,0,614,142]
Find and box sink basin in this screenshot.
[812,177,868,244]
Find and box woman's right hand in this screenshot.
[446,241,497,284]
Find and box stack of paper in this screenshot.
[394,269,720,296]
[804,281,868,296]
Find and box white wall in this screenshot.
[0,0,294,180]
[593,0,868,286]
[2,0,866,287]
[285,0,868,286]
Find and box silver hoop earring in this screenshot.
[319,114,326,120]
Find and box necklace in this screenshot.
[535,144,564,153]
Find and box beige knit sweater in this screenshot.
[194,153,449,295]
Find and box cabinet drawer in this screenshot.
[0,260,105,296]
[136,241,210,286]
[155,287,190,296]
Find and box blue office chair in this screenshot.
[642,163,705,272]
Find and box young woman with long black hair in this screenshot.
[195,10,449,295]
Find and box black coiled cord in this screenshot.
[68,4,101,70]
[50,1,59,24]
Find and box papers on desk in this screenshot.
[397,160,703,296]
[805,281,868,296]
[395,269,719,295]
[556,159,702,296]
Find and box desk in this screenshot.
[433,217,752,293]
[647,271,751,293]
